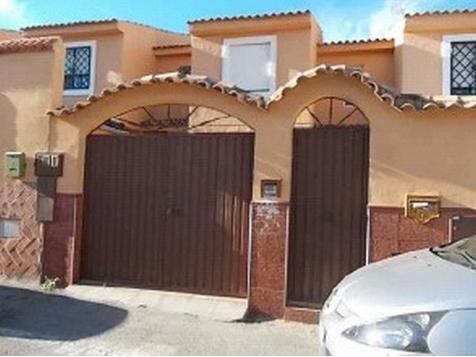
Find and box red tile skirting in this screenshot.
[369,206,476,261]
[247,202,288,319]
[42,194,82,287]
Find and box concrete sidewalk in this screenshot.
[66,284,248,322]
[0,281,318,355]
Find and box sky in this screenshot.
[0,0,475,41]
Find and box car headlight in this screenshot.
[342,312,446,352]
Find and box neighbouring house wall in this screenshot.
[397,12,476,95]
[317,49,395,88]
[190,15,320,86]
[154,53,191,73]
[120,22,190,79]
[25,23,190,108]
[0,41,64,280]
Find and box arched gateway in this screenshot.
[81,103,255,297]
[287,98,370,307]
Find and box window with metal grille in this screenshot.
[451,41,476,95]
[64,46,92,91]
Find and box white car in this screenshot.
[319,237,476,355]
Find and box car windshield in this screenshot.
[431,236,476,270]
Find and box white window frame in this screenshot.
[63,40,97,96]
[441,34,476,98]
[222,35,277,96]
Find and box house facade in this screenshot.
[1,9,476,323]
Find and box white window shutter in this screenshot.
[222,36,277,96]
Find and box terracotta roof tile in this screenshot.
[269,65,476,111]
[321,38,393,46]
[21,19,118,31]
[188,10,311,25]
[152,43,191,50]
[47,65,476,117]
[47,72,266,116]
[405,8,476,18]
[0,36,59,54]
[22,19,188,37]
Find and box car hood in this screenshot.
[334,249,476,319]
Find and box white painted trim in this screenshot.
[63,40,97,97]
[441,34,476,97]
[222,35,277,96]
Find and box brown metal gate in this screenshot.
[288,125,369,307]
[81,133,254,297]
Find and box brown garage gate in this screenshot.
[287,98,370,308]
[81,132,254,297]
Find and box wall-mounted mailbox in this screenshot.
[4,152,26,178]
[34,152,64,177]
[405,194,441,224]
[261,179,282,200]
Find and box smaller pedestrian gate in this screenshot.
[287,98,370,307]
[81,113,254,297]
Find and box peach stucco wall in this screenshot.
[317,49,395,88]
[0,41,64,184]
[61,33,124,107]
[190,14,320,87]
[398,12,476,95]
[49,73,476,213]
[25,23,190,107]
[120,22,190,79]
[154,53,190,74]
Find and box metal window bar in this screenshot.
[450,41,476,95]
[64,46,91,90]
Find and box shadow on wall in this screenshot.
[0,285,128,341]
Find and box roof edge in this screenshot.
[321,38,393,46]
[405,8,476,18]
[152,44,191,50]
[188,10,311,25]
[318,38,394,53]
[21,19,118,31]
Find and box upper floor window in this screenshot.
[64,41,96,96]
[222,35,277,96]
[442,34,476,96]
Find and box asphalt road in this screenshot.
[0,282,318,355]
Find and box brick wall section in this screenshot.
[0,180,42,280]
[247,202,288,319]
[369,206,476,261]
[42,194,82,287]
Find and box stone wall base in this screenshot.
[369,206,476,261]
[42,194,82,287]
[247,202,288,319]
